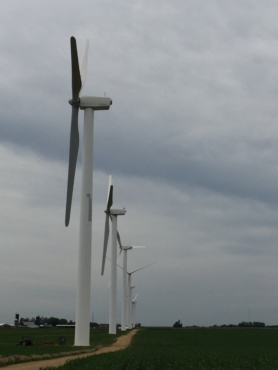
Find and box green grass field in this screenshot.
[0,326,123,366]
[41,327,278,370]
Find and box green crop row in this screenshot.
[41,328,278,370]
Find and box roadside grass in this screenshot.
[0,327,125,367]
[41,327,278,370]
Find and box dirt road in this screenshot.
[4,329,138,370]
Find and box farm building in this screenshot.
[0,323,14,328]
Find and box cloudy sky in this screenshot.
[1,0,278,327]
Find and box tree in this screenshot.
[47,317,60,327]
[59,318,68,325]
[173,320,182,328]
[20,318,29,323]
[90,322,99,328]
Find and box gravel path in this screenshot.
[4,329,138,370]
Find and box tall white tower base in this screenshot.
[74,108,94,346]
[128,285,135,329]
[109,215,118,334]
[121,250,127,331]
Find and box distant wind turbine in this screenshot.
[101,176,126,334]
[132,293,139,328]
[126,263,156,329]
[65,36,112,346]
[117,262,156,329]
[117,234,145,331]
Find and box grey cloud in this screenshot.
[1,0,278,327]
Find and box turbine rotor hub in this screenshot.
[68,98,80,107]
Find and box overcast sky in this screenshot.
[1,0,278,327]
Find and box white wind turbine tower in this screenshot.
[132,293,138,328]
[65,36,112,346]
[117,234,145,331]
[101,176,126,334]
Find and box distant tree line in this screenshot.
[19,316,117,328]
[212,321,266,328]
[19,316,75,327]
[238,321,265,327]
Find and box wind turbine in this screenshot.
[101,175,126,334]
[65,36,112,346]
[126,262,157,329]
[117,235,145,331]
[116,262,156,329]
[132,293,138,328]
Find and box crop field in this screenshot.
[42,327,278,370]
[0,327,122,360]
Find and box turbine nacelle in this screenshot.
[110,208,126,216]
[122,246,133,250]
[80,96,112,110]
[68,96,112,110]
[118,239,146,255]
[121,245,145,251]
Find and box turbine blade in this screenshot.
[117,239,124,262]
[106,175,112,201]
[132,246,146,249]
[65,105,79,226]
[101,214,110,275]
[70,36,82,103]
[80,40,89,89]
[106,175,113,211]
[130,261,157,275]
[106,257,125,271]
[117,251,121,263]
[107,185,113,211]
[108,175,112,192]
[117,231,123,252]
[116,262,123,270]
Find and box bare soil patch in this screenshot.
[3,330,138,370]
